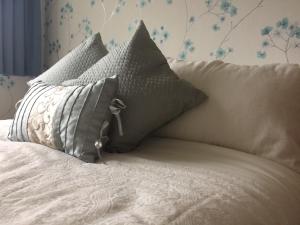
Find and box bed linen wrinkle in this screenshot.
[0,121,300,225]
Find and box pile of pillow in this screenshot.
[8,21,206,162]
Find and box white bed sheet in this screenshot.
[1,120,300,225]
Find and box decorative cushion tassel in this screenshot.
[94,120,110,159]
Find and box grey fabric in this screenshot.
[63,21,207,152]
[9,77,118,163]
[28,33,108,86]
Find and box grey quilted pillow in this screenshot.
[63,21,207,152]
[28,33,108,86]
[9,77,118,162]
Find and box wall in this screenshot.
[0,75,31,119]
[43,0,300,68]
[1,0,299,119]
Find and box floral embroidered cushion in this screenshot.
[28,33,108,86]
[9,77,118,163]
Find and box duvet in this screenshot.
[0,120,300,225]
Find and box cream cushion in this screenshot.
[157,58,300,173]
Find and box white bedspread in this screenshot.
[1,120,300,225]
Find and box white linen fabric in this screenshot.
[1,120,300,225]
[0,119,11,141]
[158,58,300,174]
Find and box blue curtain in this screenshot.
[0,0,41,76]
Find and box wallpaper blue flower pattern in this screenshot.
[257,17,300,63]
[0,75,30,119]
[1,0,300,119]
[42,0,300,67]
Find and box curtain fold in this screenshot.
[0,0,41,76]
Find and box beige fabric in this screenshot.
[158,58,300,173]
[27,86,70,148]
[0,119,11,141]
[1,132,300,224]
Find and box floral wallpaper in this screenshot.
[0,75,31,119]
[42,0,300,68]
[1,0,299,119]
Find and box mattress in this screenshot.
[0,120,300,225]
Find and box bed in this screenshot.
[1,119,300,225]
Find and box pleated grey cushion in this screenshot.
[9,77,118,163]
[63,21,207,152]
[28,33,108,86]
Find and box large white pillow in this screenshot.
[157,58,300,173]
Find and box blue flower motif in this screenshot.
[184,39,193,49]
[121,0,125,5]
[262,40,270,47]
[128,19,139,32]
[183,39,195,53]
[216,48,226,59]
[179,39,195,59]
[60,2,73,25]
[229,6,237,17]
[294,27,300,39]
[151,26,170,44]
[79,18,93,38]
[137,0,151,8]
[65,3,73,12]
[45,18,52,28]
[112,0,126,14]
[220,0,231,12]
[162,31,170,39]
[178,51,187,60]
[165,0,172,4]
[106,38,119,51]
[287,24,298,37]
[151,29,158,37]
[115,6,120,13]
[90,0,96,6]
[212,24,220,31]
[48,40,61,55]
[220,16,226,22]
[258,18,300,63]
[45,0,54,11]
[189,46,195,52]
[205,0,212,7]
[261,26,273,36]
[257,51,266,59]
[189,16,195,23]
[0,75,14,89]
[276,17,289,29]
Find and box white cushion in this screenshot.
[157,58,300,173]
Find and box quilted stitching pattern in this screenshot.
[28,33,108,85]
[63,21,207,152]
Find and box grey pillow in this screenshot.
[9,77,118,162]
[63,21,207,152]
[28,33,108,86]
